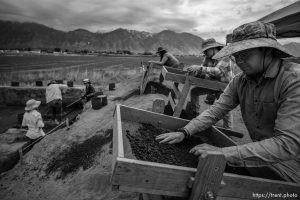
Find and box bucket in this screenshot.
[91,95,107,110]
[67,81,73,87]
[109,83,115,90]
[11,82,19,87]
[36,81,43,87]
[17,113,24,125]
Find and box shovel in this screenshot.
[66,98,82,108]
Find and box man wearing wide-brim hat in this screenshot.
[156,21,300,183]
[149,47,180,68]
[22,99,45,140]
[185,38,234,128]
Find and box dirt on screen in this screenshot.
[125,123,213,168]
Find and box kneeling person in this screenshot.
[81,78,95,102]
[22,99,45,140]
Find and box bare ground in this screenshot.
[0,75,249,200]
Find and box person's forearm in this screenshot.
[184,92,236,136]
[151,61,163,65]
[202,66,222,78]
[221,134,300,167]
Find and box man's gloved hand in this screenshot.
[186,65,203,76]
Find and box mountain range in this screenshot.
[0,20,204,55]
[284,42,300,57]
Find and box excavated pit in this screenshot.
[45,129,113,179]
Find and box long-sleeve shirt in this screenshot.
[46,84,68,103]
[161,52,180,68]
[83,84,95,101]
[197,56,233,83]
[184,58,300,183]
[22,110,45,139]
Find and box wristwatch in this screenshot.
[177,128,190,139]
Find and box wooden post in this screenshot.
[189,152,226,200]
[152,98,165,114]
[143,101,165,200]
[66,117,70,130]
[142,193,163,200]
[173,74,191,117]
[140,62,153,94]
[19,149,23,165]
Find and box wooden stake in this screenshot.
[173,74,191,117]
[19,149,23,165]
[189,152,226,200]
[66,118,70,130]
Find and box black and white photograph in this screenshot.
[0,0,299,199]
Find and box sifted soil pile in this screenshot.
[45,129,113,179]
[126,123,212,168]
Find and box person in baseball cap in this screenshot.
[156,21,300,183]
[82,78,95,102]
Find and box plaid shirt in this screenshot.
[198,56,234,83]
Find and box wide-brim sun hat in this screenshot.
[201,38,224,53]
[25,99,41,111]
[156,47,166,53]
[213,21,294,60]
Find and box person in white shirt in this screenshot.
[46,80,68,124]
[22,99,45,140]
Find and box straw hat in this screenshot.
[25,99,41,111]
[201,38,224,53]
[213,21,294,59]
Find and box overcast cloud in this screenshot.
[0,0,298,43]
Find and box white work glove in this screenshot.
[186,65,203,76]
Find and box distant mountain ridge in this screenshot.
[0,20,204,55]
[283,42,300,57]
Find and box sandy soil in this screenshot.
[0,75,250,200]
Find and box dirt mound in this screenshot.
[45,129,113,179]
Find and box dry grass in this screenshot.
[0,63,141,86]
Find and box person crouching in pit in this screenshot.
[81,78,95,103]
[22,99,45,140]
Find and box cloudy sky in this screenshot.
[0,0,298,43]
